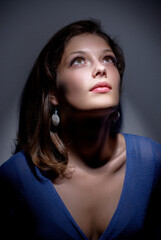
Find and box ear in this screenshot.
[49,94,59,106]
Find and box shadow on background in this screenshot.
[0,0,161,164]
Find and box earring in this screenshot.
[113,111,120,123]
[52,108,60,126]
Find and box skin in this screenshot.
[50,34,126,240]
[55,33,120,110]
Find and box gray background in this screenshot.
[1,0,161,165]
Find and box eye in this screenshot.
[70,56,86,66]
[103,56,117,66]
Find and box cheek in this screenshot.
[57,70,87,92]
[112,69,120,88]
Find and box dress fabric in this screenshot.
[0,133,161,240]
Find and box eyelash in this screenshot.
[69,55,117,67]
[103,56,117,65]
[69,56,85,66]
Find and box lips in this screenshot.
[90,81,112,93]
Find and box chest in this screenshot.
[53,164,126,239]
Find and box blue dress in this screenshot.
[0,133,161,240]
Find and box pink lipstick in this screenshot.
[90,81,112,93]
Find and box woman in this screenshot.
[0,20,161,240]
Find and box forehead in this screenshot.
[64,33,112,54]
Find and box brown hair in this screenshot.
[14,19,125,180]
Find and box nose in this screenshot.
[92,64,107,78]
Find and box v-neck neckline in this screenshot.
[47,133,131,240]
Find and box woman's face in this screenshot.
[55,33,120,111]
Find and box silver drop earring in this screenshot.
[113,111,120,123]
[52,108,60,126]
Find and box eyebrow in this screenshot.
[65,51,88,61]
[102,49,114,54]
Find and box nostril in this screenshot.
[102,69,107,76]
[93,68,107,78]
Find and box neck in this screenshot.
[59,108,118,168]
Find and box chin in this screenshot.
[65,98,119,113]
[89,101,119,110]
[76,106,118,115]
